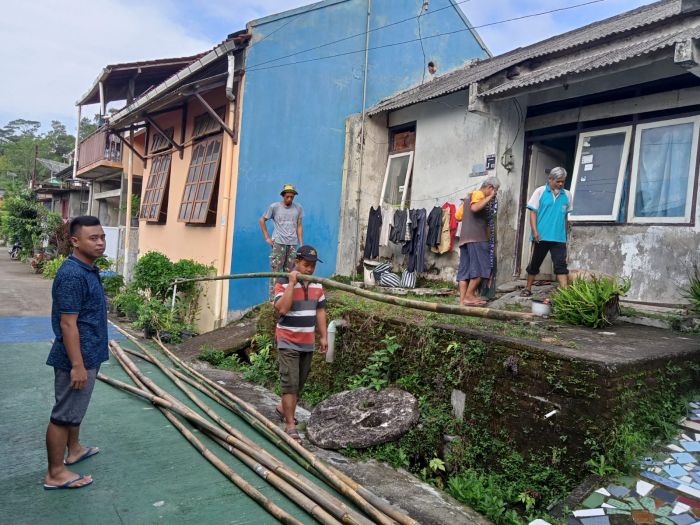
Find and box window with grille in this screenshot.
[140,154,172,222]
[192,107,225,140]
[150,127,174,154]
[178,136,222,224]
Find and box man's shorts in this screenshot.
[526,241,569,275]
[50,367,99,427]
[278,348,313,395]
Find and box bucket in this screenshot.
[531,299,552,317]
[363,259,382,286]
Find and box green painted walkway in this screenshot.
[0,335,337,524]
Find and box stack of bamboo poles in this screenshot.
[98,325,417,525]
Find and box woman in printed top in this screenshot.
[273,245,328,442]
[455,177,501,306]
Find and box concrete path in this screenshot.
[0,251,319,524]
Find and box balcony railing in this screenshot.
[77,129,122,177]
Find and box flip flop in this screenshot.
[519,289,533,297]
[64,447,99,466]
[44,475,93,491]
[463,301,487,307]
[285,428,302,442]
[275,408,298,426]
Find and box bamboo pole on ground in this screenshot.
[97,370,305,525]
[127,340,373,525]
[150,337,411,525]
[172,272,537,322]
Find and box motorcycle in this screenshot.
[8,241,22,260]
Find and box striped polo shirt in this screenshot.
[274,278,326,352]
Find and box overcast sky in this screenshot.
[0,0,651,132]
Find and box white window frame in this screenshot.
[569,126,632,222]
[629,115,700,224]
[379,151,414,210]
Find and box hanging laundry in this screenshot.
[363,206,382,259]
[379,205,395,247]
[426,206,443,248]
[402,208,427,273]
[389,209,407,243]
[443,202,458,251]
[431,206,452,254]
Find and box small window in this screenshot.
[150,127,174,154]
[140,154,172,222]
[192,107,225,141]
[569,126,631,222]
[379,151,414,209]
[629,116,699,224]
[178,136,222,224]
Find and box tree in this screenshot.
[45,121,74,159]
[79,115,100,142]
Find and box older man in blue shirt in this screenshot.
[520,167,573,297]
[43,216,108,490]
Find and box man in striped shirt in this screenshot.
[273,245,328,441]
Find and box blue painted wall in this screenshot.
[228,0,488,313]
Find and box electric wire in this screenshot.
[246,0,607,73]
[246,0,475,70]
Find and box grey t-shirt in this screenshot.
[263,202,304,245]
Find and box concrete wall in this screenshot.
[227,0,489,316]
[343,77,700,304]
[339,91,524,282]
[138,88,237,331]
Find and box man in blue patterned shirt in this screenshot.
[43,216,108,490]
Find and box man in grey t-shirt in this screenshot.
[260,184,304,293]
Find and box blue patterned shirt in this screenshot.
[47,255,109,371]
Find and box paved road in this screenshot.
[0,251,312,524]
[0,248,52,316]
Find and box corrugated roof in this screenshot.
[368,0,684,115]
[77,54,207,106]
[481,20,700,97]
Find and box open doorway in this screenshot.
[519,136,576,280]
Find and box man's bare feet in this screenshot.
[44,468,93,489]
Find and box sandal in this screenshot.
[285,428,302,442]
[519,289,533,297]
[275,407,298,425]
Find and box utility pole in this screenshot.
[31,144,38,189]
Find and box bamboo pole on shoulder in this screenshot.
[151,337,410,525]
[172,272,536,322]
[98,370,305,525]
[128,339,372,525]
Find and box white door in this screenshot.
[520,144,568,280]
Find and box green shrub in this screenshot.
[244,338,277,384]
[133,251,175,300]
[348,335,399,391]
[682,264,700,315]
[447,470,523,525]
[199,346,226,366]
[95,255,112,271]
[102,274,124,297]
[112,288,145,319]
[551,277,631,328]
[42,255,67,279]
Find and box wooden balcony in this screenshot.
[77,129,123,179]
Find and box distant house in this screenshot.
[103,0,491,330]
[341,0,700,306]
[33,163,88,220]
[74,54,203,274]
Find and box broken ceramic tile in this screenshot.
[670,514,697,525]
[682,476,695,484]
[656,518,676,525]
[674,503,692,515]
[567,517,583,525]
[683,442,700,452]
[602,504,615,509]
[678,484,700,499]
[642,471,681,490]
[669,445,688,453]
[630,510,655,525]
[641,497,658,513]
[654,488,680,504]
[605,509,631,516]
[656,506,674,517]
[583,493,606,509]
[607,485,631,498]
[667,464,691,478]
[636,481,655,497]
[580,517,610,525]
[607,499,632,510]
[596,488,612,497]
[574,509,606,518]
[667,459,679,464]
[674,453,698,465]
